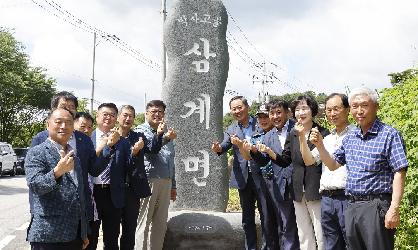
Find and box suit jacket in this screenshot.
[30,130,108,221]
[219,116,258,189]
[25,139,88,243]
[251,120,296,201]
[126,130,163,200]
[272,122,329,202]
[92,130,134,208]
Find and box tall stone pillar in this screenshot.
[162,0,229,212]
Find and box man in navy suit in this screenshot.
[211,96,266,250]
[116,104,163,250]
[90,103,134,249]
[25,108,111,250]
[249,100,300,250]
[30,92,110,249]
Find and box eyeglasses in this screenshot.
[101,112,116,118]
[147,110,164,115]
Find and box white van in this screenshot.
[0,142,18,176]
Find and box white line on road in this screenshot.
[16,222,29,231]
[0,235,16,250]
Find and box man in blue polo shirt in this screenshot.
[310,87,408,250]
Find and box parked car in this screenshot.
[0,142,18,176]
[14,147,29,175]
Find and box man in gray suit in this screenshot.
[25,108,110,250]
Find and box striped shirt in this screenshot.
[333,119,408,195]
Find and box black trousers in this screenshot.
[93,185,122,250]
[345,195,395,250]
[31,239,82,250]
[85,220,101,250]
[238,173,265,250]
[120,188,141,250]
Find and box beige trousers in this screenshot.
[293,194,324,250]
[135,178,172,250]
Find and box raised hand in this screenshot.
[107,128,121,147]
[54,150,75,178]
[157,118,167,135]
[257,142,271,154]
[309,127,323,146]
[243,140,257,152]
[295,119,304,136]
[211,141,222,153]
[132,137,144,156]
[230,135,243,147]
[165,127,177,140]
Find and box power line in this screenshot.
[31,0,161,71]
[225,7,266,62]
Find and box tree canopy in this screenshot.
[0,28,56,146]
[380,68,418,249]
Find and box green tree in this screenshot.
[0,28,56,146]
[379,69,418,249]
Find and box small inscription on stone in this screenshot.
[176,13,222,27]
[185,223,216,233]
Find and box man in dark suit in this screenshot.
[25,108,110,250]
[30,92,110,249]
[249,100,300,250]
[90,103,133,249]
[116,105,163,250]
[211,96,266,250]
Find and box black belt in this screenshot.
[94,184,110,188]
[321,189,346,197]
[347,193,391,202]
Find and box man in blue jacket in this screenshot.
[211,96,265,250]
[25,108,112,250]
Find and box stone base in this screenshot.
[163,211,261,250]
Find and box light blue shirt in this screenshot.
[135,122,176,189]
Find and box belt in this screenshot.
[320,189,346,197]
[94,184,110,188]
[347,193,391,202]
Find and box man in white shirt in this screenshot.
[299,93,354,250]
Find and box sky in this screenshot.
[1,0,417,114]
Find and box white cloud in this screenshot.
[1,0,417,115]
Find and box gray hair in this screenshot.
[348,87,379,104]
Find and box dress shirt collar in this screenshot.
[355,118,382,139]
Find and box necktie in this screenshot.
[99,133,111,183]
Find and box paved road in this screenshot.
[0,175,30,250]
[0,175,104,250]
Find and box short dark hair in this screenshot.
[290,95,319,118]
[146,100,166,111]
[47,107,74,120]
[229,96,249,108]
[75,112,94,124]
[50,91,78,109]
[119,105,136,115]
[268,100,289,112]
[325,93,349,108]
[97,103,118,114]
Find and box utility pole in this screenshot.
[161,0,167,84]
[90,32,97,113]
[252,61,275,103]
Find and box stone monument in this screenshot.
[161,0,229,212]
[160,0,259,249]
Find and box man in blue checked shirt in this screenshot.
[309,87,408,250]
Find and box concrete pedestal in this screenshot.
[163,211,261,250]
